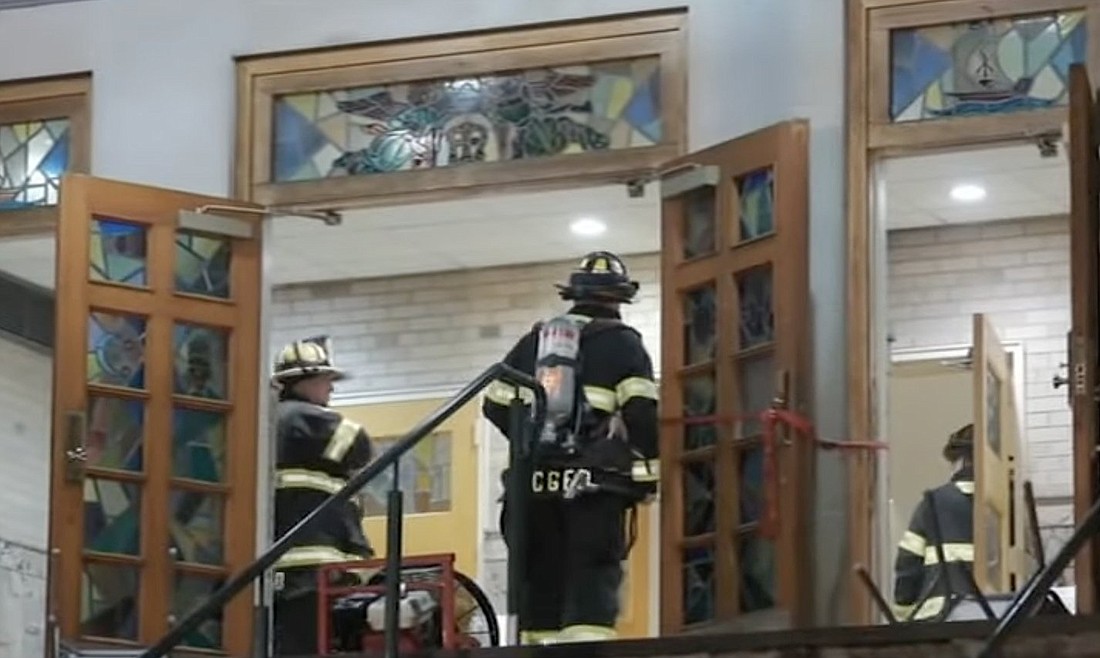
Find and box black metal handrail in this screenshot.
[139,362,545,658]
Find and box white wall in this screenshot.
[0,335,51,658]
[0,0,848,624]
[887,215,1075,575]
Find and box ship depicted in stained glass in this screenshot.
[0,118,70,209]
[272,58,663,182]
[890,11,1087,122]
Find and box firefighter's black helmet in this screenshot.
[942,423,974,462]
[555,251,640,304]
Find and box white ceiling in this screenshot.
[0,142,1072,290]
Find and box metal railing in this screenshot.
[138,362,545,658]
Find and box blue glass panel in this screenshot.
[683,460,716,536]
[83,477,141,555]
[737,168,775,241]
[87,312,147,389]
[89,218,148,286]
[173,323,228,400]
[172,408,227,483]
[682,546,715,625]
[175,231,231,299]
[0,118,70,210]
[738,533,777,612]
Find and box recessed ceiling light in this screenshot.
[950,183,987,203]
[570,217,606,237]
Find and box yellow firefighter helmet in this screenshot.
[271,335,347,385]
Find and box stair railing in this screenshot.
[138,362,545,658]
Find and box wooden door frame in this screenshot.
[845,0,1099,624]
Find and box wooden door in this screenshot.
[615,502,654,638]
[1068,62,1100,615]
[48,175,263,656]
[971,314,1022,595]
[657,121,811,633]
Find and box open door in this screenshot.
[657,121,811,633]
[971,314,1022,595]
[1068,63,1100,615]
[48,175,264,655]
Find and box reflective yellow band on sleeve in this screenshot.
[275,468,347,495]
[892,603,915,621]
[558,625,618,642]
[274,545,366,570]
[898,530,926,556]
[485,380,535,406]
[520,630,560,645]
[631,459,659,482]
[323,418,361,462]
[583,386,617,413]
[955,481,974,494]
[923,542,974,565]
[616,377,658,405]
[912,595,946,620]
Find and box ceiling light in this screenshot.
[570,218,606,237]
[950,183,986,203]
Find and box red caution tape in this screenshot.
[661,408,888,539]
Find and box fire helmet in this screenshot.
[555,251,640,304]
[942,423,974,462]
[271,335,347,386]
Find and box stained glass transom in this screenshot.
[175,231,231,299]
[272,58,662,182]
[173,573,224,649]
[682,186,716,259]
[684,285,717,364]
[81,563,139,640]
[736,168,775,241]
[173,323,228,400]
[986,369,1002,456]
[170,489,225,565]
[738,533,777,612]
[0,118,70,210]
[683,374,717,450]
[682,459,716,536]
[682,546,715,625]
[362,432,452,515]
[172,408,227,483]
[890,11,1087,122]
[87,312,147,390]
[83,476,141,556]
[89,219,148,287]
[87,396,144,472]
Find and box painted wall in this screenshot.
[0,0,847,626]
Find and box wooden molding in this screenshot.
[0,73,92,238]
[232,10,688,208]
[846,0,1099,625]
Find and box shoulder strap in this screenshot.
[581,317,639,340]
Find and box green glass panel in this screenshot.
[83,477,141,555]
[170,489,225,565]
[87,312,147,389]
[86,395,144,472]
[89,218,148,286]
[0,118,70,210]
[736,168,775,241]
[682,546,715,626]
[738,533,777,612]
[80,562,139,640]
[173,323,228,399]
[173,572,225,649]
[172,408,227,483]
[175,231,231,299]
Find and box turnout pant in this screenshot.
[501,482,629,640]
[272,587,320,656]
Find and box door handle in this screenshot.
[63,411,87,483]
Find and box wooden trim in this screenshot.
[232,10,688,208]
[846,0,1099,626]
[0,73,92,238]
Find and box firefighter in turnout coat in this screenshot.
[483,251,660,644]
[893,423,976,621]
[271,337,375,655]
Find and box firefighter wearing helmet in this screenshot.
[482,251,659,644]
[270,336,375,655]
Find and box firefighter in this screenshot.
[270,336,375,656]
[893,423,975,621]
[483,251,659,644]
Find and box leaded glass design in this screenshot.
[736,168,775,241]
[172,408,227,483]
[272,58,662,182]
[362,432,452,515]
[738,446,765,525]
[984,503,1003,590]
[738,534,777,612]
[682,186,716,259]
[890,11,1087,122]
[736,353,776,439]
[83,477,141,555]
[175,231,231,299]
[737,267,774,350]
[682,546,715,625]
[169,489,225,565]
[87,396,144,472]
[173,323,228,400]
[684,285,717,364]
[683,374,717,450]
[0,118,70,210]
[173,573,224,649]
[89,219,148,287]
[682,459,716,536]
[986,369,1002,456]
[87,312,147,389]
[81,563,139,640]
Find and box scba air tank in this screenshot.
[534,315,583,445]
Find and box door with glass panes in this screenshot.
[658,122,812,633]
[47,174,263,656]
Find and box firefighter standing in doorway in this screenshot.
[482,251,660,644]
[893,423,976,621]
[270,336,375,655]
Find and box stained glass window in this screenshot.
[87,312,147,389]
[736,353,775,439]
[738,446,765,525]
[173,573,224,649]
[684,285,717,364]
[683,374,717,450]
[172,408,227,483]
[890,11,1087,122]
[86,396,144,472]
[272,58,662,182]
[169,489,225,565]
[83,477,141,556]
[737,168,775,241]
[682,186,716,259]
[81,563,139,640]
[0,118,70,210]
[986,369,1002,456]
[682,460,716,536]
[173,323,229,400]
[361,432,452,515]
[736,267,774,351]
[737,534,777,612]
[89,219,148,287]
[682,546,715,625]
[176,231,231,299]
